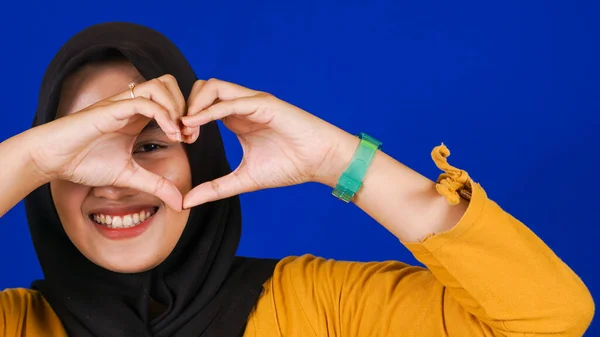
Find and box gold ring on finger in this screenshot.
[128,82,136,99]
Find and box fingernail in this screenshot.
[176,132,183,143]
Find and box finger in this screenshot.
[183,170,254,208]
[187,78,260,114]
[182,127,200,144]
[181,80,207,143]
[110,77,181,126]
[181,95,267,128]
[120,164,183,211]
[158,74,186,119]
[187,79,207,112]
[97,97,182,142]
[133,78,181,124]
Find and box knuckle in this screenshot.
[154,175,167,195]
[146,78,163,92]
[256,91,272,98]
[206,78,221,87]
[161,74,177,83]
[210,179,222,197]
[191,79,206,91]
[257,91,277,102]
[152,78,164,87]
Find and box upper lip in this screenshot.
[87,204,159,216]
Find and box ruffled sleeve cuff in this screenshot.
[431,143,473,205]
[403,143,487,250]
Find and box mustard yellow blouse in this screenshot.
[0,145,594,336]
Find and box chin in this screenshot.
[66,206,182,274]
[98,256,165,274]
[82,240,173,274]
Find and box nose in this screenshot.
[91,185,139,200]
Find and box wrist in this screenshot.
[314,130,360,188]
[21,127,55,185]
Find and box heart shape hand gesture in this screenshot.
[30,76,352,211]
[180,78,351,209]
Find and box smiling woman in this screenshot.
[50,59,192,273]
[0,22,595,337]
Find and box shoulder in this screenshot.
[0,288,66,336]
[0,287,48,310]
[267,254,425,307]
[270,255,350,291]
[251,255,348,336]
[250,255,425,336]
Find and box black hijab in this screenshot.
[23,22,278,337]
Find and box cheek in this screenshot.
[138,146,192,194]
[50,180,90,223]
[136,146,192,250]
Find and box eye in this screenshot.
[134,143,165,154]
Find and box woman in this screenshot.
[0,22,594,337]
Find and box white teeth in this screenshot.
[123,215,133,227]
[91,208,156,228]
[112,216,123,228]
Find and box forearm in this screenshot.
[320,130,467,242]
[0,130,49,217]
[318,130,594,335]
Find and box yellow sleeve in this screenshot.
[0,288,66,337]
[263,145,594,337]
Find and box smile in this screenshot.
[90,207,158,229]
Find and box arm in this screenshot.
[317,131,468,242]
[0,130,49,218]
[311,136,595,336]
[1,76,191,218]
[178,79,594,336]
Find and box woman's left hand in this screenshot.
[181,78,355,208]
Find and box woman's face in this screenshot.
[50,60,192,273]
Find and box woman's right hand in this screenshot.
[27,75,186,211]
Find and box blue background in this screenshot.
[0,0,598,335]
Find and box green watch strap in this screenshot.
[332,132,382,202]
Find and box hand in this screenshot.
[29,75,186,211]
[181,78,355,208]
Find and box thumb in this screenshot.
[119,164,183,211]
[183,171,252,209]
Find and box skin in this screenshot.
[50,61,192,273]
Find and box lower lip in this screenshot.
[91,209,158,240]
